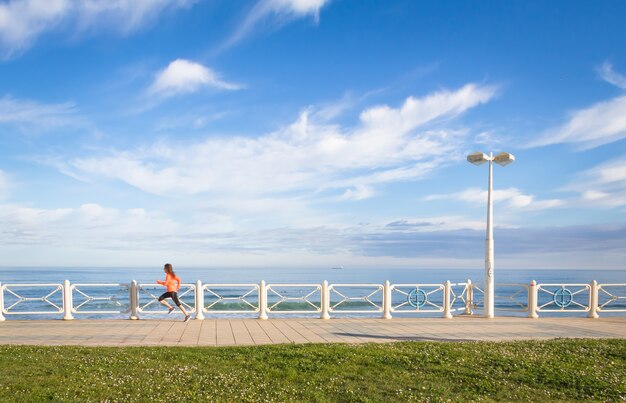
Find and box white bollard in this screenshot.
[0,282,5,321]
[588,280,599,319]
[195,280,205,320]
[320,280,330,320]
[63,280,74,320]
[259,280,268,320]
[382,280,392,319]
[528,280,538,318]
[129,280,139,320]
[464,279,473,315]
[443,280,452,319]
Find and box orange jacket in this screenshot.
[157,273,181,292]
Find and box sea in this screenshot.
[1,267,625,320]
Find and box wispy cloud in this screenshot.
[0,0,195,58]
[359,84,496,131]
[568,156,626,208]
[148,59,241,98]
[425,187,564,211]
[223,0,331,49]
[0,202,183,249]
[526,63,626,149]
[526,95,626,149]
[0,95,81,131]
[0,0,68,58]
[16,83,503,266]
[73,0,195,34]
[62,83,496,201]
[598,61,626,90]
[339,185,375,201]
[472,130,512,148]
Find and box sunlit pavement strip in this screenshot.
[0,317,625,346]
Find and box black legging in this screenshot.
[158,291,181,307]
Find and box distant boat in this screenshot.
[331,266,344,270]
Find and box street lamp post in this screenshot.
[467,151,515,318]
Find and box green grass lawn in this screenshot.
[0,339,624,402]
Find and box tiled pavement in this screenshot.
[1,317,625,346]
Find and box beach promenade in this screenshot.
[1,317,625,346]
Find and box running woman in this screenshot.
[157,263,191,322]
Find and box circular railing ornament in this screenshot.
[408,288,427,308]
[553,287,573,308]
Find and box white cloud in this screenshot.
[425,187,564,211]
[64,83,496,200]
[14,83,499,265]
[312,93,357,122]
[473,130,511,148]
[148,59,241,98]
[527,64,626,150]
[527,95,626,149]
[339,185,375,201]
[359,84,496,131]
[74,0,195,34]
[0,0,194,57]
[223,0,331,48]
[275,0,329,16]
[0,0,69,57]
[2,198,626,268]
[582,190,609,201]
[0,95,80,130]
[0,202,182,249]
[570,157,626,208]
[598,62,626,90]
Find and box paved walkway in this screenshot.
[1,317,625,346]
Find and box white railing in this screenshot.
[597,283,626,312]
[450,281,472,315]
[535,283,591,313]
[389,281,456,318]
[391,284,445,313]
[469,283,484,313]
[328,284,384,314]
[136,283,196,315]
[266,284,321,314]
[0,283,64,316]
[1,279,625,321]
[71,283,130,315]
[494,284,529,313]
[202,283,260,314]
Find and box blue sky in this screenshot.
[1,0,625,269]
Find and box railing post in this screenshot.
[528,280,538,318]
[129,280,139,320]
[195,280,205,320]
[382,280,392,319]
[63,280,74,321]
[0,282,5,322]
[443,280,452,319]
[588,280,599,319]
[320,280,330,320]
[259,280,268,320]
[464,279,473,315]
